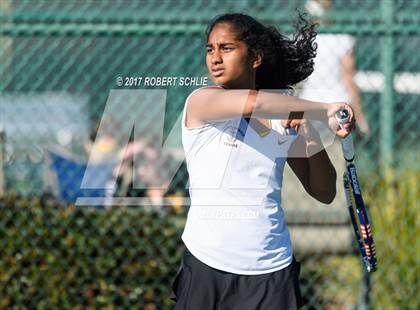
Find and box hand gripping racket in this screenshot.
[335,109,378,273]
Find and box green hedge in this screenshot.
[0,194,186,309]
[1,166,418,309]
[365,169,418,309]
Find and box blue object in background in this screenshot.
[47,149,116,204]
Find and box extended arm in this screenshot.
[187,87,354,138]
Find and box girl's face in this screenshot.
[206,23,261,89]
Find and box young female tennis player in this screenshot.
[170,13,355,309]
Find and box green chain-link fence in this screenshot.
[0,0,418,309]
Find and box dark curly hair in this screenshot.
[205,12,318,90]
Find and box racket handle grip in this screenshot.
[335,109,355,161]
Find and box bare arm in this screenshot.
[188,87,328,120]
[187,87,354,137]
[286,120,337,204]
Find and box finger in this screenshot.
[345,104,354,123]
[337,128,350,138]
[290,119,300,128]
[344,123,352,130]
[345,118,356,131]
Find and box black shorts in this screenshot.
[170,246,303,310]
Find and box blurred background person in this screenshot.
[301,0,369,135]
[282,0,369,213]
[116,134,177,213]
[84,117,120,163]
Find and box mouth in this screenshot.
[211,68,224,77]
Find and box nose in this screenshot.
[211,49,222,64]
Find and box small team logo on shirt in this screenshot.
[223,126,245,148]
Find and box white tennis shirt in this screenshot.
[181,87,298,275]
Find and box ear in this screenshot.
[252,50,264,69]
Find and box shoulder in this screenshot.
[187,85,223,98]
[184,86,223,129]
[186,85,224,105]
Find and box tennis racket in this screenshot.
[335,109,378,273]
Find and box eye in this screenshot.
[223,47,233,51]
[206,47,213,53]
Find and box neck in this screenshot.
[223,82,255,90]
